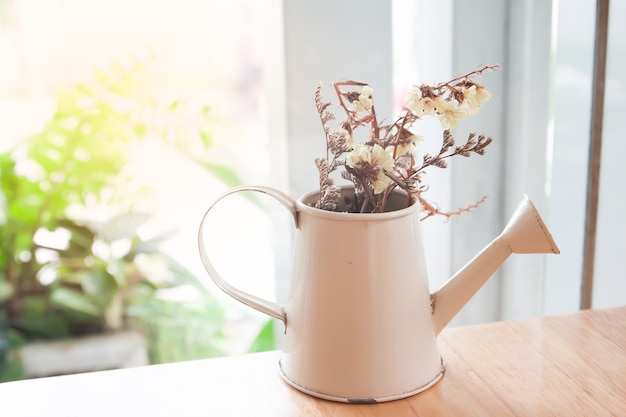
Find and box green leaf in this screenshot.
[167,100,182,111]
[5,329,26,349]
[17,295,47,317]
[157,253,210,289]
[80,269,118,308]
[192,160,242,188]
[128,229,176,256]
[12,298,72,339]
[133,123,147,137]
[57,220,96,255]
[0,281,14,302]
[75,84,95,97]
[0,355,26,383]
[198,130,213,148]
[99,212,151,242]
[200,105,211,117]
[247,319,276,353]
[50,287,100,316]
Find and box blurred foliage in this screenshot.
[247,319,276,354]
[0,56,249,380]
[128,289,229,363]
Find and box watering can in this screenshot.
[198,185,560,403]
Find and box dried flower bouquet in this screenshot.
[314,64,498,218]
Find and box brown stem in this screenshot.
[333,81,381,136]
[434,64,499,92]
[359,177,376,213]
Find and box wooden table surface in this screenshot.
[2,306,625,416]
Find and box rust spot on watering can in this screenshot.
[347,397,377,404]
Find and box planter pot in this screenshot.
[16,330,148,378]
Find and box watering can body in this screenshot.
[198,185,559,403]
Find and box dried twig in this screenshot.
[313,64,498,216]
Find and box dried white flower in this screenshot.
[436,98,466,129]
[460,85,491,116]
[388,133,424,157]
[352,85,373,112]
[404,86,437,116]
[346,143,371,167]
[347,144,394,194]
[314,64,497,213]
[370,145,394,194]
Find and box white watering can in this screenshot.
[198,185,560,403]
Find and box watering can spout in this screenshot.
[430,195,560,335]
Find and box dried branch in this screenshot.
[417,195,489,221]
[315,82,335,159]
[314,157,340,211]
[312,64,498,217]
[431,64,499,95]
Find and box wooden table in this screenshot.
[2,306,625,416]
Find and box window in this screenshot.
[278,0,625,326]
[2,1,623,380]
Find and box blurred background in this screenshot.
[1,0,624,382]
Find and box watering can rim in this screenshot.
[295,185,419,221]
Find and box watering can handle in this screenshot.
[198,185,295,324]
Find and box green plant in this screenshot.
[0,58,243,379]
